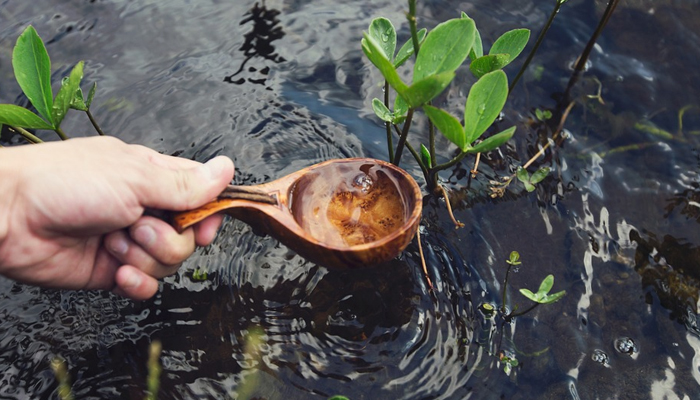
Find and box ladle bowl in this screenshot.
[172,158,422,269]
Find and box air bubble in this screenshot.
[614,337,638,355]
[591,349,609,365]
[352,173,374,193]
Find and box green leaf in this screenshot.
[393,28,427,67]
[463,70,509,144]
[424,105,465,150]
[469,54,511,79]
[362,33,408,94]
[537,274,554,294]
[86,82,97,108]
[52,61,84,128]
[490,28,530,64]
[530,167,550,184]
[371,98,394,122]
[328,397,350,400]
[0,104,53,129]
[516,166,530,184]
[368,18,397,62]
[12,26,54,124]
[461,12,483,61]
[400,70,455,109]
[519,288,538,302]
[507,251,521,265]
[413,18,475,83]
[467,126,515,154]
[542,290,566,304]
[420,144,432,167]
[70,87,87,111]
[394,95,409,118]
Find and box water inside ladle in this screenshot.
[172,158,422,269]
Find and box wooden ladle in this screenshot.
[172,158,422,269]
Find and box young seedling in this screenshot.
[0,25,104,143]
[362,5,530,191]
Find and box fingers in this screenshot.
[113,265,159,300]
[135,155,235,211]
[105,217,192,277]
[104,213,225,300]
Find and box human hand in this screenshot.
[0,136,234,300]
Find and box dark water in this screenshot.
[2,0,700,398]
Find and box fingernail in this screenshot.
[133,225,156,247]
[109,235,129,255]
[202,157,229,181]
[123,271,142,289]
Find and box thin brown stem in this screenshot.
[416,228,433,290]
[471,152,481,178]
[438,185,464,228]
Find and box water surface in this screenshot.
[1,0,700,399]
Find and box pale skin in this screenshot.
[0,136,234,301]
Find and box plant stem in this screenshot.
[11,126,43,144]
[392,124,429,179]
[565,0,619,96]
[55,127,69,140]
[509,0,566,93]
[501,263,513,314]
[429,119,436,168]
[145,340,162,400]
[86,109,106,136]
[384,81,394,163]
[393,108,414,166]
[432,149,469,173]
[407,0,420,57]
[506,303,540,320]
[50,357,75,400]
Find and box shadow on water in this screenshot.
[2,0,700,399]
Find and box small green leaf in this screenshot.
[0,104,53,129]
[420,144,432,167]
[86,82,97,108]
[413,18,475,83]
[368,18,397,62]
[394,95,409,119]
[52,61,84,128]
[393,28,427,67]
[371,98,394,122]
[12,26,54,124]
[467,126,515,154]
[424,105,465,150]
[328,397,350,400]
[464,70,508,144]
[507,251,521,266]
[461,12,483,61]
[530,167,550,184]
[70,87,87,111]
[490,28,530,64]
[469,54,511,79]
[542,290,566,304]
[362,33,408,94]
[519,288,538,302]
[537,274,554,294]
[516,166,530,184]
[535,108,552,121]
[400,70,455,109]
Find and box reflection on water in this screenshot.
[1,0,700,399]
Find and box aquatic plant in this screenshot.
[482,251,565,375]
[362,3,529,192]
[0,26,104,144]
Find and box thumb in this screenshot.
[137,156,234,211]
